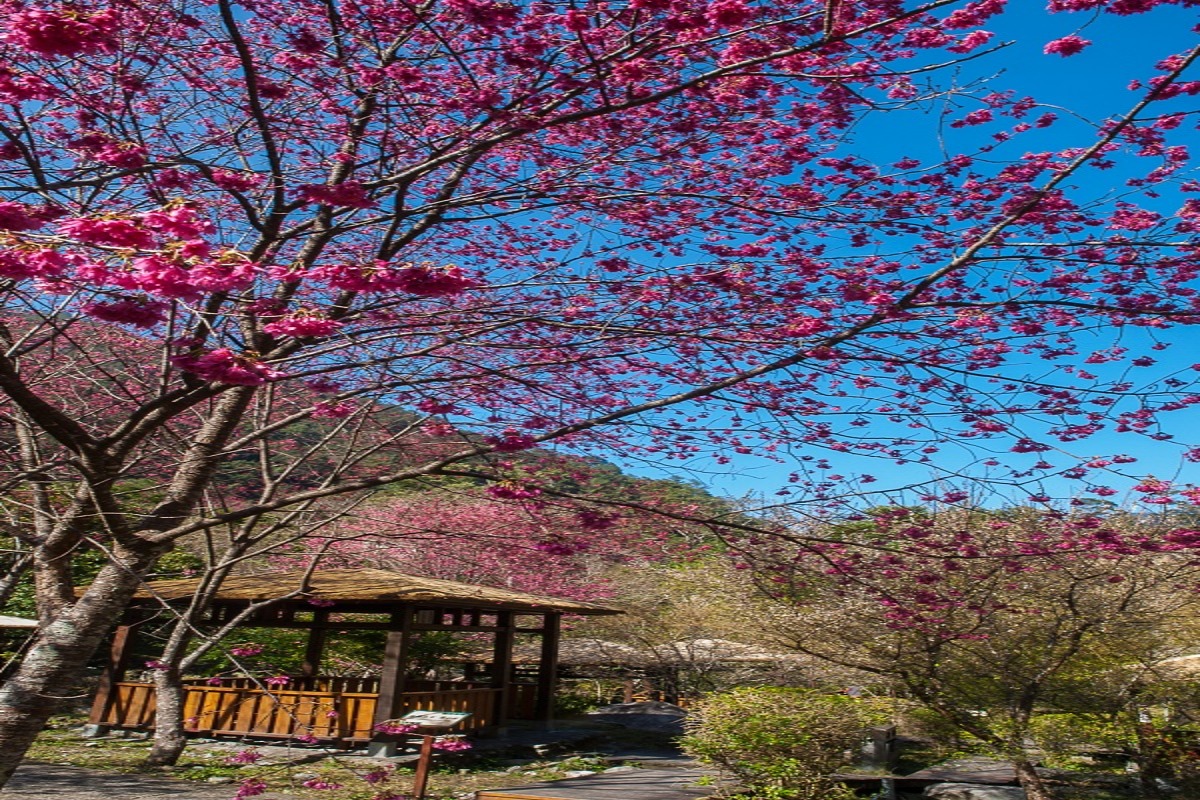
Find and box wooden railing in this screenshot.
[102,680,514,743]
[184,676,381,694]
[392,686,498,730]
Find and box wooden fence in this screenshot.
[100,679,539,744]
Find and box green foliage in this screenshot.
[679,687,889,800]
[183,625,467,680]
[1,535,111,619]
[1138,723,1200,793]
[1029,713,1136,768]
[553,686,602,717]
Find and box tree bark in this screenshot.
[1134,722,1175,798]
[0,550,159,787]
[0,554,31,609]
[145,668,188,766]
[1013,758,1053,800]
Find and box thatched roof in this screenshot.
[497,637,807,667]
[0,614,37,629]
[1147,654,1200,677]
[502,637,649,666]
[650,638,799,663]
[133,568,620,616]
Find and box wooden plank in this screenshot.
[372,610,412,731]
[340,693,377,739]
[100,681,521,740]
[301,611,330,677]
[534,612,561,723]
[491,611,515,729]
[182,686,207,732]
[88,625,135,725]
[210,688,244,733]
[120,683,154,727]
[474,769,714,800]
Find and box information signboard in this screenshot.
[400,710,472,729]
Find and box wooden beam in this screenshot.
[300,610,330,678]
[86,623,135,728]
[375,610,412,719]
[533,612,561,724]
[491,610,515,729]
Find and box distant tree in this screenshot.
[681,686,890,800]
[276,489,699,600]
[746,508,1200,800]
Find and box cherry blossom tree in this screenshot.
[745,507,1200,800]
[0,0,1198,784]
[282,491,683,600]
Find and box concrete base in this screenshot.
[80,724,110,739]
[366,740,397,758]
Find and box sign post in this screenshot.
[397,710,472,800]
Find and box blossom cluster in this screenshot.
[5,7,121,57]
[431,735,472,751]
[229,643,264,657]
[170,348,280,386]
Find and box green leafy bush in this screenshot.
[1029,713,1135,769]
[679,687,889,800]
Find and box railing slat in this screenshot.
[105,681,506,739]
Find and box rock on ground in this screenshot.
[585,702,687,734]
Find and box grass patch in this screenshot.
[23,713,657,800]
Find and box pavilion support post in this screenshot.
[300,610,330,683]
[84,621,136,737]
[533,612,561,726]
[368,608,413,757]
[491,611,515,731]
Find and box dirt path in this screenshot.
[0,762,297,800]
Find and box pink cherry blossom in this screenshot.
[431,736,472,751]
[0,202,48,232]
[171,348,280,386]
[229,643,264,657]
[5,7,120,57]
[59,217,156,249]
[301,778,342,790]
[393,263,477,297]
[1043,35,1092,56]
[485,430,537,452]
[224,749,262,765]
[297,181,375,208]
[82,297,167,328]
[263,312,342,338]
[0,249,71,281]
[233,778,268,798]
[0,66,56,101]
[311,400,356,419]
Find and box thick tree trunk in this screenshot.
[145,669,188,766]
[1134,722,1175,798]
[1013,758,1053,800]
[0,553,158,788]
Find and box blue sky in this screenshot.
[605,2,1200,510]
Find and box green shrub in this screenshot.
[1028,713,1135,768]
[679,687,890,800]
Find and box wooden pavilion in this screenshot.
[87,569,620,752]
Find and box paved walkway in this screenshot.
[475,767,714,800]
[0,762,296,800]
[898,756,1018,788]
